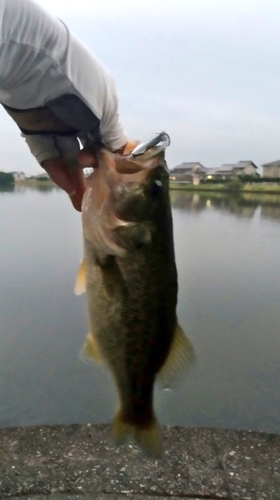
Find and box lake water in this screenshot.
[1,184,280,433]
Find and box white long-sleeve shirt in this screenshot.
[0,0,127,164]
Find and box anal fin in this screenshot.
[80,332,103,363]
[157,323,195,389]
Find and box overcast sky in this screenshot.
[1,0,280,174]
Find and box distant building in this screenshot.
[262,160,280,178]
[169,162,207,183]
[10,171,26,181]
[233,161,259,176]
[205,161,258,180]
[35,173,50,179]
[28,172,50,180]
[205,168,218,180]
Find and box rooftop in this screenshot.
[171,162,207,173]
[263,160,280,167]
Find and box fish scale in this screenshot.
[75,137,194,458]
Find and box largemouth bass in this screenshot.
[75,138,193,457]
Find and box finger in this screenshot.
[78,148,98,168]
[114,140,139,155]
[41,158,86,211]
[42,158,76,195]
[68,169,87,211]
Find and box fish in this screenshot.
[75,144,194,458]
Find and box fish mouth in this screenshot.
[99,148,166,180]
[82,147,168,259]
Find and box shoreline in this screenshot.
[2,180,280,196]
[0,424,278,499]
[170,181,280,194]
[15,179,56,187]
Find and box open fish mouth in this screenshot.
[82,133,171,259]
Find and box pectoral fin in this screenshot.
[80,332,103,363]
[74,259,86,295]
[157,323,195,389]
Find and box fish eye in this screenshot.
[150,180,163,196]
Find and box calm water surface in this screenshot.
[1,184,280,432]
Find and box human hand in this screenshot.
[41,157,87,212]
[78,140,139,168]
[41,141,138,211]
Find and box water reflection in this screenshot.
[170,189,280,221]
[0,184,15,193]
[2,186,280,433]
[14,182,59,193]
[0,182,59,194]
[261,205,280,221]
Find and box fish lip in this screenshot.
[101,134,170,176]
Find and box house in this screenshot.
[204,168,219,180]
[233,161,259,176]
[169,162,207,183]
[10,171,26,181]
[262,160,280,178]
[205,161,258,180]
[205,164,236,180]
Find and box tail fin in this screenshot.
[111,410,162,459]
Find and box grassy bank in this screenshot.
[241,184,280,194]
[169,182,280,194]
[169,182,224,191]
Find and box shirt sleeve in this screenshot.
[99,75,128,151]
[0,0,128,154]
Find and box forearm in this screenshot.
[23,134,81,167]
[22,134,60,164]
